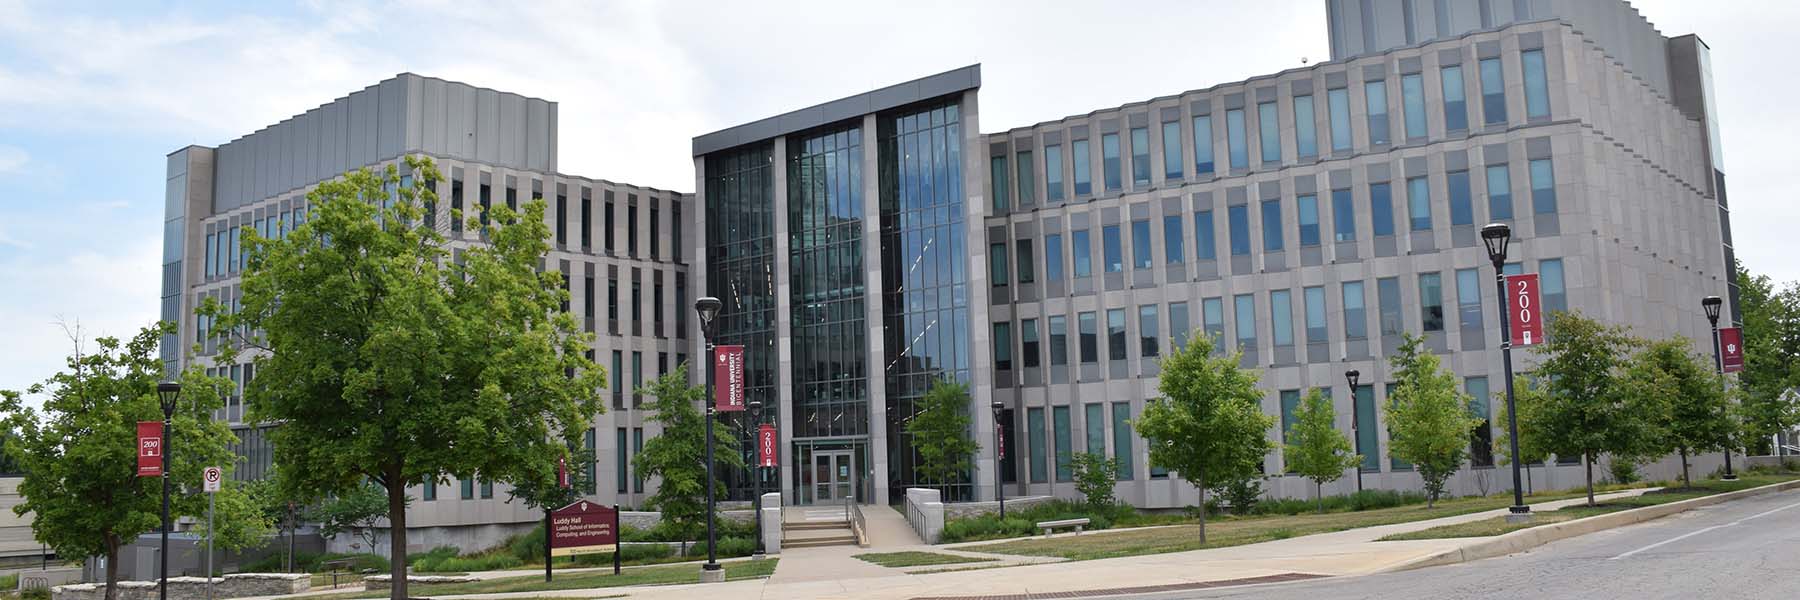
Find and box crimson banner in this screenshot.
[557,455,570,489]
[1721,327,1744,373]
[714,345,745,412]
[137,421,163,477]
[1506,273,1544,347]
[758,423,777,468]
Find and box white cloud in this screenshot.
[0,145,25,173]
[0,235,161,405]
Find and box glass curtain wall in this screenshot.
[705,143,779,501]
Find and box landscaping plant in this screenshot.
[1134,333,1274,543]
[1282,388,1361,512]
[1384,334,1480,508]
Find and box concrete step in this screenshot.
[782,535,858,548]
[787,521,852,531]
[784,526,854,541]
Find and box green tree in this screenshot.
[207,157,604,600]
[1069,452,1122,508]
[1494,380,1551,495]
[1520,311,1654,506]
[632,364,742,543]
[1735,264,1800,454]
[1626,338,1734,487]
[313,484,394,554]
[0,324,240,600]
[1283,388,1360,512]
[1383,334,1480,507]
[905,380,980,495]
[1134,334,1274,543]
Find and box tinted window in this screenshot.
[1402,73,1426,139]
[1343,281,1367,339]
[1442,65,1467,131]
[1332,188,1356,242]
[1107,308,1127,361]
[1170,301,1191,350]
[1523,50,1550,118]
[1203,297,1225,351]
[990,242,1008,284]
[1486,164,1513,220]
[1456,268,1483,330]
[1234,294,1257,348]
[1371,182,1395,236]
[1328,87,1352,151]
[1261,199,1283,251]
[1046,233,1064,281]
[1016,151,1036,206]
[1304,286,1327,343]
[1228,204,1251,256]
[1420,272,1444,332]
[1161,121,1183,180]
[1530,159,1557,214]
[1541,258,1567,313]
[1193,115,1215,175]
[1298,194,1320,246]
[1448,170,1473,226]
[1195,210,1216,260]
[1131,220,1152,270]
[1130,127,1151,186]
[1102,133,1122,192]
[1049,315,1068,366]
[1079,311,1098,363]
[1408,176,1431,231]
[1226,108,1248,169]
[1378,277,1403,336]
[1072,229,1092,276]
[1365,80,1390,145]
[1258,102,1281,164]
[1480,58,1507,125]
[1164,215,1185,264]
[1016,239,1035,284]
[1103,224,1123,273]
[1072,139,1092,195]
[1139,304,1159,358]
[1271,289,1293,346]
[993,321,1012,370]
[990,155,1009,211]
[1294,95,1317,157]
[1045,144,1065,201]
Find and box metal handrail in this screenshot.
[847,497,868,547]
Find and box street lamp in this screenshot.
[693,296,724,582]
[155,381,181,600]
[749,397,766,560]
[1702,295,1738,481]
[1481,223,1531,521]
[991,400,1006,519]
[1345,370,1362,493]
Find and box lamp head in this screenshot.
[156,381,182,415]
[991,400,1004,415]
[1345,369,1360,388]
[695,296,722,338]
[1480,223,1512,265]
[1702,295,1723,324]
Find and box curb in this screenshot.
[1382,478,1800,572]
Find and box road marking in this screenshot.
[1610,499,1800,560]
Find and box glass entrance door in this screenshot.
[812,451,854,502]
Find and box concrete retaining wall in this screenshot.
[943,496,1058,520]
[53,574,308,600]
[362,574,480,591]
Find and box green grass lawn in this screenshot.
[309,559,778,599]
[1379,475,1797,541]
[853,551,996,568]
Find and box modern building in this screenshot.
[692,0,1735,508]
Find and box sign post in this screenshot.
[1505,273,1544,347]
[1721,327,1744,373]
[550,501,621,575]
[137,422,164,477]
[202,466,222,600]
[714,345,745,412]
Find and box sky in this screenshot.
[0,0,1794,403]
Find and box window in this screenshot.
[1163,215,1185,264]
[1203,297,1226,349]
[204,232,215,276]
[616,428,629,493]
[1344,281,1367,339]
[991,155,1010,211]
[1523,50,1550,118]
[1226,108,1248,170]
[422,478,436,501]
[993,321,1013,371]
[627,205,638,256]
[1295,94,1317,158]
[1420,272,1444,332]
[1086,403,1106,457]
[1103,225,1123,273]
[1131,220,1152,270]
[556,196,568,244]
[1365,80,1390,145]
[1107,308,1127,362]
[1072,229,1092,277]
[1130,127,1151,186]
[1354,385,1378,471]
[580,194,591,249]
[1139,304,1160,358]
[1234,294,1257,349]
[1402,73,1426,139]
[1530,158,1557,214]
[1021,318,1040,368]
[1053,406,1073,481]
[1193,115,1215,175]
[1228,205,1251,256]
[1162,121,1183,180]
[1328,87,1352,152]
[1457,268,1483,331]
[1258,102,1281,164]
[1170,302,1191,350]
[1467,376,1494,466]
[1407,176,1431,231]
[990,242,1009,285]
[480,480,493,499]
[1017,151,1036,205]
[1016,239,1035,284]
[631,429,643,493]
[1298,194,1320,246]
[1448,170,1473,226]
[1195,210,1217,259]
[1049,315,1069,366]
[451,181,465,235]
[612,351,623,402]
[1378,277,1404,337]
[1046,233,1065,281]
[1072,139,1092,195]
[1079,311,1098,363]
[1112,403,1134,480]
[1541,258,1567,314]
[1332,188,1356,242]
[1028,407,1048,483]
[1271,289,1293,346]
[1442,65,1467,131]
[1261,199,1283,252]
[1486,164,1514,220]
[1371,182,1395,236]
[460,478,474,500]
[649,204,660,259]
[1480,58,1507,125]
[1280,390,1302,445]
[1045,144,1065,201]
[632,351,643,399]
[1304,286,1327,344]
[1102,133,1122,192]
[672,202,682,262]
[608,277,619,322]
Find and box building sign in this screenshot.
[714,345,745,412]
[550,501,620,556]
[1506,273,1544,347]
[1721,327,1744,373]
[137,421,163,477]
[203,466,223,493]
[757,424,777,468]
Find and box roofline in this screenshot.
[691,64,980,157]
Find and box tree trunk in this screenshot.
[1195,469,1207,545]
[1680,448,1691,489]
[1584,452,1595,507]
[385,472,409,600]
[103,535,119,600]
[1526,464,1534,495]
[1316,482,1324,514]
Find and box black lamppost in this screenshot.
[1481,223,1531,520]
[694,296,724,581]
[156,381,181,600]
[1703,295,1738,481]
[991,400,1006,519]
[749,397,766,560]
[1345,370,1363,493]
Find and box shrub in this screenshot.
[1246,489,1429,516]
[1,573,18,591]
[22,587,49,600]
[507,524,547,563]
[1070,453,1122,508]
[1609,459,1641,485]
[407,546,459,566]
[1210,476,1266,515]
[688,536,755,558]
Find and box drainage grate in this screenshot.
[909,572,1331,600]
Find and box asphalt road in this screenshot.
[1121,487,1800,600]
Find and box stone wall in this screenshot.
[942,496,1057,520]
[362,574,480,592]
[53,574,308,600]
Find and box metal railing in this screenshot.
[847,497,868,547]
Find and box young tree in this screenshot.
[0,324,241,600]
[1134,334,1274,543]
[1384,334,1480,507]
[313,484,395,554]
[1735,264,1800,454]
[1069,452,1122,508]
[633,364,742,543]
[1626,338,1734,487]
[1283,388,1360,512]
[905,379,981,495]
[208,157,604,600]
[1495,382,1551,495]
[1521,311,1655,506]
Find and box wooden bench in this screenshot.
[1036,517,1090,536]
[321,559,355,589]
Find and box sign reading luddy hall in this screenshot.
[551,500,622,573]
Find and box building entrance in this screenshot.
[793,440,867,505]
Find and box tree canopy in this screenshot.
[1383,334,1480,507]
[1520,311,1655,505]
[1735,263,1800,453]
[1625,337,1734,486]
[1134,334,1273,543]
[632,363,741,542]
[905,379,980,495]
[1283,388,1359,512]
